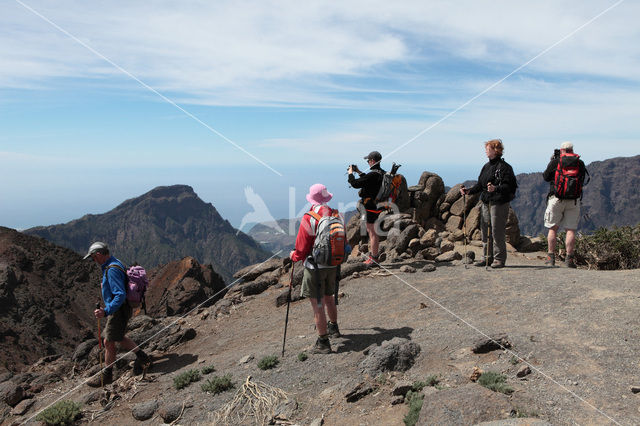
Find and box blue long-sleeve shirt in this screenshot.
[100,256,127,316]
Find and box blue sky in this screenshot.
[1,0,638,231]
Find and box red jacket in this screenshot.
[291,204,334,262]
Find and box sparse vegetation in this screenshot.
[201,364,216,374]
[512,406,539,418]
[403,389,424,426]
[573,225,640,270]
[36,400,82,425]
[412,375,439,391]
[297,352,308,362]
[257,355,279,370]
[376,373,389,385]
[510,355,520,365]
[478,371,514,395]
[201,374,235,394]
[174,369,202,390]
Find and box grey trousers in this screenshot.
[480,201,510,263]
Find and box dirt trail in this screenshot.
[22,250,640,425]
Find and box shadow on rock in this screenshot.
[149,353,198,374]
[336,326,414,353]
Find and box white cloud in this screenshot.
[2,0,638,107]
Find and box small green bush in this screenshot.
[513,406,539,418]
[478,371,513,395]
[174,369,201,390]
[201,374,234,394]
[403,390,424,426]
[257,355,279,370]
[36,400,82,425]
[412,375,439,391]
[297,352,308,362]
[510,355,519,365]
[201,364,216,374]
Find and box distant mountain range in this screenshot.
[511,155,640,236]
[24,185,272,282]
[249,155,640,246]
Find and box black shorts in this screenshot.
[363,200,381,224]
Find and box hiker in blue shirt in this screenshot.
[84,242,150,386]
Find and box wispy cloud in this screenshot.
[2,1,637,108]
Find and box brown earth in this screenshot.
[8,244,640,425]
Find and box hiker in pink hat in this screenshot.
[290,184,346,354]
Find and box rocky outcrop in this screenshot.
[146,257,226,317]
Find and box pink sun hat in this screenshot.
[306,183,333,205]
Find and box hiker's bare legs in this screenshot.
[323,295,337,324]
[310,299,327,335]
[547,225,558,254]
[366,223,379,257]
[566,229,576,255]
[104,337,139,367]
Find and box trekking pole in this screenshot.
[96,302,104,387]
[462,192,468,269]
[281,264,294,357]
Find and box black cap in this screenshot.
[364,151,382,162]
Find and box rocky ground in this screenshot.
[4,243,640,425]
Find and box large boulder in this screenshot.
[147,257,227,317]
[359,338,421,376]
[444,184,463,205]
[465,205,482,238]
[346,212,366,248]
[414,172,445,224]
[445,215,463,233]
[416,383,513,425]
[505,207,521,246]
[394,224,420,254]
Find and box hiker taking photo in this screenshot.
[84,242,150,386]
[460,139,517,268]
[542,141,588,268]
[348,150,385,265]
[290,184,346,354]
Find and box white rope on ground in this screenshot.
[25,251,284,424]
[368,257,622,425]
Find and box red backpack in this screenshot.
[554,152,586,199]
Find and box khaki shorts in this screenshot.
[544,195,581,230]
[301,267,337,300]
[105,303,132,342]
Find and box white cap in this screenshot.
[560,141,573,150]
[83,242,108,259]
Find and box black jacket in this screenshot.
[348,164,385,201]
[542,156,587,197]
[468,156,517,205]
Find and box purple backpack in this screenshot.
[105,264,149,311]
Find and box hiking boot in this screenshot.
[87,368,113,388]
[565,254,577,269]
[327,321,341,338]
[363,255,379,266]
[490,260,505,269]
[474,258,492,267]
[311,337,332,354]
[133,351,151,375]
[544,253,555,266]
